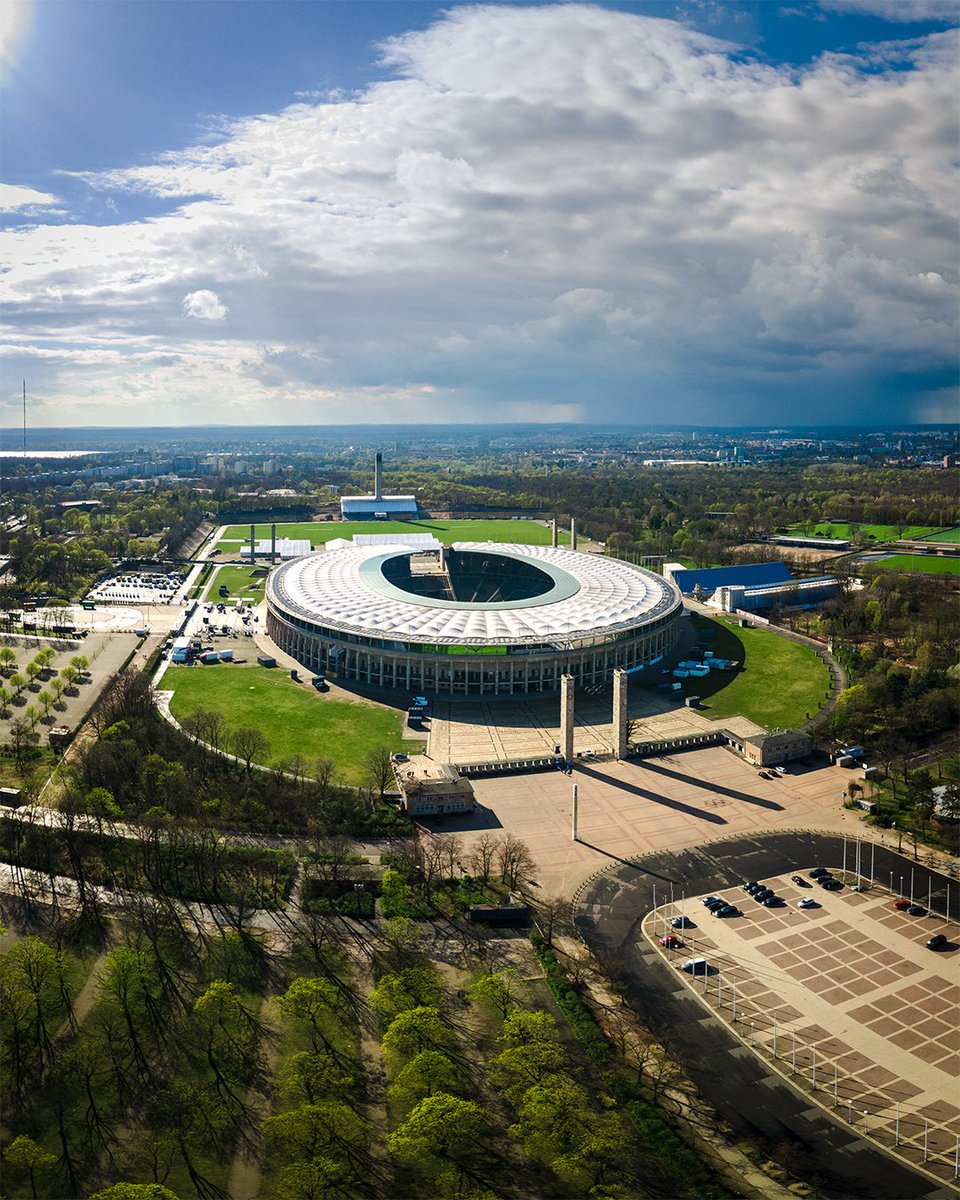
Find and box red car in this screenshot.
[893,899,911,911]
[659,934,682,948]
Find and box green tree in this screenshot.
[381,1006,452,1063]
[465,969,522,1019]
[278,976,346,1060]
[3,1134,56,1199]
[89,1185,180,1200]
[388,1049,463,1116]
[387,1093,490,1183]
[368,967,444,1023]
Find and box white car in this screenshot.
[798,897,817,909]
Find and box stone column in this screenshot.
[249,524,256,562]
[613,668,629,759]
[560,673,575,764]
[571,518,577,550]
[271,523,277,563]
[551,518,558,548]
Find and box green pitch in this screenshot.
[783,522,936,542]
[865,555,960,576]
[215,518,570,551]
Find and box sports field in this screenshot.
[215,518,570,550]
[207,565,268,599]
[916,528,960,543]
[166,662,420,785]
[864,555,960,576]
[686,615,834,728]
[784,522,936,542]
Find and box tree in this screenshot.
[497,835,535,891]
[278,976,346,1060]
[0,683,10,715]
[387,1093,490,1181]
[365,745,394,800]
[489,1040,566,1106]
[388,1050,463,1116]
[232,727,268,774]
[90,1187,180,1200]
[0,645,16,672]
[467,833,499,883]
[381,1006,453,1063]
[465,970,522,1019]
[3,1135,56,1200]
[368,967,444,1023]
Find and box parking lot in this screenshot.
[650,874,959,1180]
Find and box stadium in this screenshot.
[265,538,684,697]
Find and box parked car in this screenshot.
[705,898,727,912]
[907,904,926,916]
[659,934,682,948]
[741,880,759,892]
[798,898,817,909]
[701,896,722,907]
[809,868,829,879]
[926,934,947,950]
[716,904,740,917]
[820,879,842,891]
[671,915,693,929]
[893,899,911,911]
[763,896,784,907]
[753,889,773,902]
[681,957,708,974]
[791,875,810,887]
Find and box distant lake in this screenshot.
[0,450,106,459]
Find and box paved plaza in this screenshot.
[450,746,869,897]
[427,687,765,763]
[650,877,959,1181]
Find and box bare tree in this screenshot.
[365,745,395,800]
[497,835,535,892]
[232,727,268,775]
[468,833,500,883]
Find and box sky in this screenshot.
[1,0,957,429]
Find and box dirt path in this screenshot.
[54,947,110,1040]
[226,993,283,1200]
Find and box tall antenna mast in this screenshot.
[22,379,26,456]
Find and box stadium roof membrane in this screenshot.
[268,542,681,646]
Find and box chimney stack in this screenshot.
[551,518,558,548]
[249,524,256,561]
[374,451,383,501]
[271,523,277,563]
[570,519,577,550]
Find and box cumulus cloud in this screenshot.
[181,290,228,321]
[1,3,957,425]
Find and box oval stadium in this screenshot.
[265,539,684,697]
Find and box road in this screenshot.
[574,830,956,1200]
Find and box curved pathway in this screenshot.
[574,830,956,1200]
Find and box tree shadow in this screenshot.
[576,764,727,824]
[637,759,784,811]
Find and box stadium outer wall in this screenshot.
[264,549,684,698]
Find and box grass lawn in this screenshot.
[916,527,960,543]
[685,615,833,728]
[208,564,269,598]
[216,518,570,550]
[784,522,936,542]
[166,661,420,784]
[864,554,960,576]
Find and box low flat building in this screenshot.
[394,757,476,816]
[728,728,813,766]
[340,495,418,519]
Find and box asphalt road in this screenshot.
[574,831,956,1200]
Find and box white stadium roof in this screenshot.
[268,542,681,646]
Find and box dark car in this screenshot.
[716,904,740,917]
[705,897,727,912]
[791,875,810,887]
[671,915,693,929]
[754,889,773,902]
[763,895,784,907]
[820,879,842,890]
[907,904,926,916]
[809,868,829,879]
[742,881,759,892]
[926,934,947,950]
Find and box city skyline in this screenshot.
[1,0,958,429]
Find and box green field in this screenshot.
[784,522,936,542]
[215,518,570,550]
[684,615,833,728]
[207,564,268,598]
[916,527,960,543]
[864,554,960,576]
[166,662,420,784]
